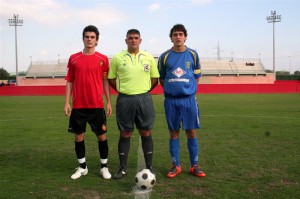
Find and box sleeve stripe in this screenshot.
[194,69,201,74]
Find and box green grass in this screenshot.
[0,94,299,199]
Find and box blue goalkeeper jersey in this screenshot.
[158,47,201,97]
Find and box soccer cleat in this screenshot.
[190,165,206,177]
[100,167,112,179]
[166,165,182,178]
[113,167,127,179]
[71,167,88,180]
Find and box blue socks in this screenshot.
[188,138,199,166]
[169,138,180,166]
[170,137,199,167]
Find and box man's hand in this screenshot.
[106,102,112,117]
[64,103,72,116]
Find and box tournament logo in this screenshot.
[172,67,186,78]
[102,124,107,131]
[186,62,191,69]
[144,64,150,72]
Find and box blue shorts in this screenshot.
[164,95,200,131]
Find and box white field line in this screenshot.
[132,137,152,199]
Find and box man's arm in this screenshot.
[159,78,164,88]
[64,81,73,116]
[108,79,117,92]
[150,78,158,91]
[103,78,112,116]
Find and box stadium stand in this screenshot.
[18,57,271,86]
[200,58,266,76]
[25,60,67,78]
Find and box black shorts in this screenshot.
[68,108,107,136]
[116,92,155,132]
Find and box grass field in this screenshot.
[0,94,300,199]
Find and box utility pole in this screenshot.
[289,56,291,74]
[217,41,221,60]
[8,14,23,86]
[266,11,281,79]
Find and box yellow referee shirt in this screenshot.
[108,50,159,95]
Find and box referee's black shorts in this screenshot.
[116,92,155,132]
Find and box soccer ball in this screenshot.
[135,169,156,190]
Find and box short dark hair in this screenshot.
[126,29,140,37]
[82,25,99,40]
[169,24,188,38]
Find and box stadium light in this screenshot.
[266,10,281,78]
[8,14,23,86]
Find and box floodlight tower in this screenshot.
[8,14,23,86]
[266,11,281,77]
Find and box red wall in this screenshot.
[1,82,300,96]
[0,86,65,96]
[16,75,275,86]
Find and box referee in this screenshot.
[108,29,159,179]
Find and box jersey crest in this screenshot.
[186,62,191,69]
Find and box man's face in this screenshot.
[125,33,142,51]
[171,31,186,47]
[83,32,98,48]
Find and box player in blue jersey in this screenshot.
[158,24,206,178]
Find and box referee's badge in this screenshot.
[144,64,150,72]
[99,61,104,67]
[186,62,191,69]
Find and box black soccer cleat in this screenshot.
[113,167,127,179]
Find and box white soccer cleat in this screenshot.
[100,167,112,179]
[71,167,88,180]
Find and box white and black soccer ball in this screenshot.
[135,169,156,190]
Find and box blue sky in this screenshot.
[1,0,300,73]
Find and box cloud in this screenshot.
[40,50,48,56]
[190,0,212,5]
[148,3,160,12]
[1,0,127,27]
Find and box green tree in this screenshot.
[265,69,273,73]
[0,68,10,79]
[276,71,290,75]
[19,71,26,76]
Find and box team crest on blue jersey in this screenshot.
[186,62,191,69]
[172,67,186,78]
[144,64,150,72]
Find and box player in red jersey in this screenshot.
[64,25,112,180]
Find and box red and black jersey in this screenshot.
[65,51,109,109]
